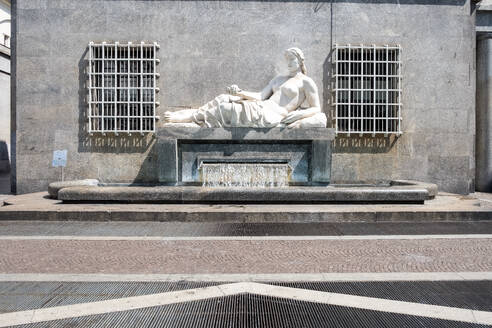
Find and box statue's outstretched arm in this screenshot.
[236,90,262,101]
[229,77,275,101]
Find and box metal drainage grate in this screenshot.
[0,281,220,313]
[18,293,490,328]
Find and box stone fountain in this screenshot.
[52,48,437,204]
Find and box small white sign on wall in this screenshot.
[52,150,67,167]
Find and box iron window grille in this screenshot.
[88,41,160,135]
[334,44,402,136]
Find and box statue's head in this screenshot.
[285,47,307,75]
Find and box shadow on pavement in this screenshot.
[0,172,10,195]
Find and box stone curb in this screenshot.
[48,179,99,199]
[0,209,491,222]
[56,180,438,204]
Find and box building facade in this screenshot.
[11,0,481,194]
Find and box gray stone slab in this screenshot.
[17,0,47,9]
[2,207,492,223]
[48,179,99,199]
[57,181,435,204]
[157,127,336,141]
[157,128,333,185]
[311,140,332,184]
[392,180,438,198]
[156,139,178,184]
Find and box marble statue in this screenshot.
[163,47,327,128]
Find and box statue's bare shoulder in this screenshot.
[301,75,318,92]
[270,75,290,88]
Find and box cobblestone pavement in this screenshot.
[0,237,491,274]
[1,221,492,327]
[1,220,492,236]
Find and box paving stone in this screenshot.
[0,238,490,274]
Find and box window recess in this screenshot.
[334,44,402,136]
[88,41,160,135]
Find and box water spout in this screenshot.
[201,163,290,188]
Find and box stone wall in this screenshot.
[13,0,476,194]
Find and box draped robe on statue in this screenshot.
[191,95,287,128]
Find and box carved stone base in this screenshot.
[156,127,335,186]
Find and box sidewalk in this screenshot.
[1,191,492,222]
[0,192,491,327]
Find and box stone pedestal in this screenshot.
[156,127,335,186]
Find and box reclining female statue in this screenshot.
[163,47,327,128]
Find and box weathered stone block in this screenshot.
[157,139,178,184]
[311,140,332,184]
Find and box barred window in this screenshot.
[334,44,402,136]
[88,41,160,134]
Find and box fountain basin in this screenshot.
[55,128,436,204]
[57,180,436,204]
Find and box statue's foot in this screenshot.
[163,110,195,123]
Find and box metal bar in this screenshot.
[373,44,376,136]
[101,42,105,134]
[114,43,118,135]
[127,42,131,134]
[360,44,363,135]
[398,45,402,135]
[140,42,144,134]
[153,42,157,133]
[335,44,338,135]
[385,45,389,136]
[88,42,93,133]
[89,43,156,48]
[348,44,351,136]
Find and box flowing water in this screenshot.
[201,163,290,187]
